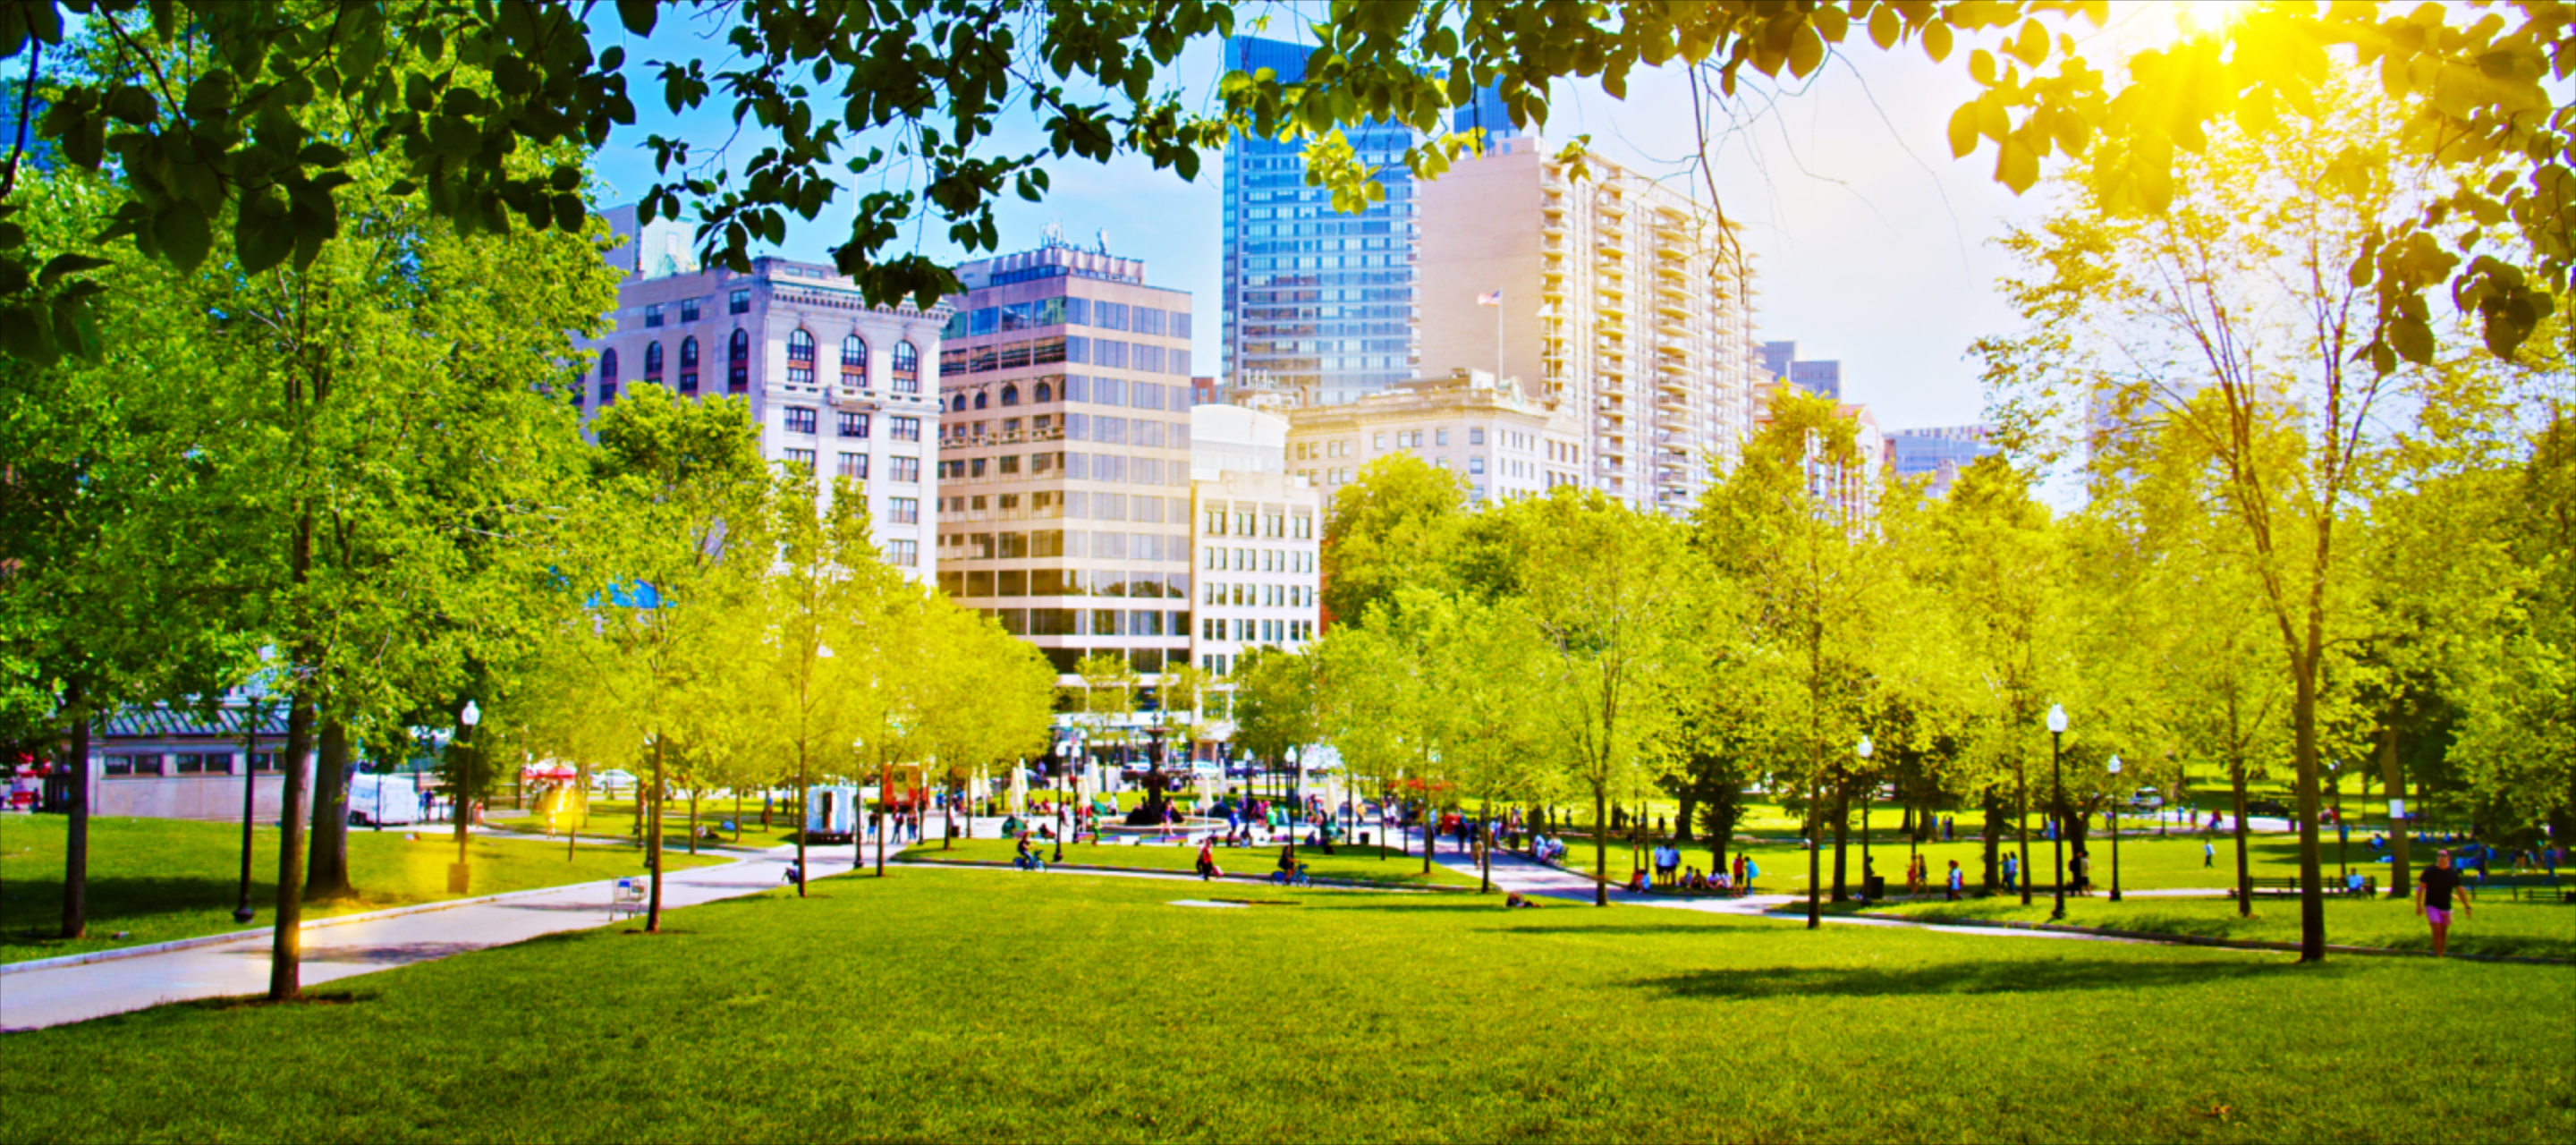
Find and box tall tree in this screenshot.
[1985,70,2474,958]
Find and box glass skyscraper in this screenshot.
[1221,37,1518,406]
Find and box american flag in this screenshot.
[1477,291,1502,307]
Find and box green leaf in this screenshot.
[153,201,212,271]
[1868,5,1901,50]
[1947,102,1981,158]
[38,253,113,287]
[615,0,659,37]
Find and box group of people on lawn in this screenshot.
[1629,846,1759,895]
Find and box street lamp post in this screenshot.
[452,700,481,896]
[1856,735,1874,899]
[2107,754,2124,903]
[2047,703,2067,921]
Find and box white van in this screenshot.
[347,772,425,827]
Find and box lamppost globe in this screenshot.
[2046,703,2067,734]
[2107,755,2123,776]
[1856,736,1873,759]
[460,700,480,728]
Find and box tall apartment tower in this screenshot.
[1415,136,1760,516]
[932,236,1201,679]
[581,208,945,576]
[1220,37,1522,407]
[1887,424,2000,498]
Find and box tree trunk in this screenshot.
[793,746,809,898]
[304,714,353,900]
[269,692,318,999]
[1592,785,1609,907]
[2017,763,2033,905]
[58,704,89,939]
[1981,787,2002,892]
[1805,778,1823,929]
[1830,776,1851,903]
[2292,666,2327,963]
[686,786,700,856]
[2230,753,2254,919]
[2379,724,2410,897]
[646,739,665,932]
[1674,788,1699,843]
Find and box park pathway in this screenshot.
[0,840,893,1032]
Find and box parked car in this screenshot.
[590,768,638,794]
[346,772,424,827]
[2130,788,2165,811]
[2246,798,2292,818]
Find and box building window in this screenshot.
[1035,381,1054,403]
[103,753,164,778]
[784,447,816,471]
[1373,431,1386,450]
[729,287,750,315]
[174,752,229,775]
[1001,383,1020,406]
[891,340,920,394]
[1470,427,1487,445]
[889,497,919,524]
[841,335,868,384]
[1292,515,1313,539]
[785,406,818,434]
[680,298,700,322]
[678,335,699,394]
[888,456,920,482]
[249,752,279,773]
[1436,428,1450,446]
[838,411,870,437]
[641,341,665,383]
[728,328,750,391]
[786,328,817,385]
[974,391,989,411]
[644,302,665,328]
[890,416,921,442]
[887,539,919,567]
[1469,456,1486,475]
[838,453,869,479]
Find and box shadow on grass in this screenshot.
[1633,954,2311,1001]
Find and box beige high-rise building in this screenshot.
[1416,136,1761,516]
[1284,369,1581,504]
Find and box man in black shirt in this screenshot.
[2413,850,2473,957]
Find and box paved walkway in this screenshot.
[0,841,886,1031]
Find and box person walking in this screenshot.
[2003,852,2020,894]
[2203,839,2216,868]
[1945,860,1962,901]
[2414,850,2472,957]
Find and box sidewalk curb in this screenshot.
[895,855,1469,894]
[1,855,762,977]
[1823,909,2576,966]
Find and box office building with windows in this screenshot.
[1284,369,1582,505]
[931,236,1201,679]
[1414,136,1762,515]
[1761,341,1844,402]
[1888,424,2000,498]
[1187,405,1322,677]
[578,207,945,576]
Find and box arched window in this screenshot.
[677,335,699,394]
[840,335,868,383]
[597,349,618,406]
[643,341,664,379]
[890,339,920,394]
[727,329,750,392]
[1034,381,1053,403]
[974,391,989,410]
[950,394,968,412]
[1000,384,1020,406]
[785,328,817,385]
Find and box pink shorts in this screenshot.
[2425,907,2453,926]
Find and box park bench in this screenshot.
[2229,876,2377,898]
[609,877,647,921]
[2508,881,2572,903]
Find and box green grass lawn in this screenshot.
[0,816,724,963]
[1862,893,2576,961]
[902,835,1479,888]
[4,867,2568,1142]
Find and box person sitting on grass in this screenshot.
[1504,892,1542,909]
[1711,869,1732,893]
[1628,868,1650,894]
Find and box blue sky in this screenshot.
[580,8,2166,434]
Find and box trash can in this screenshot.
[1864,875,1885,900]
